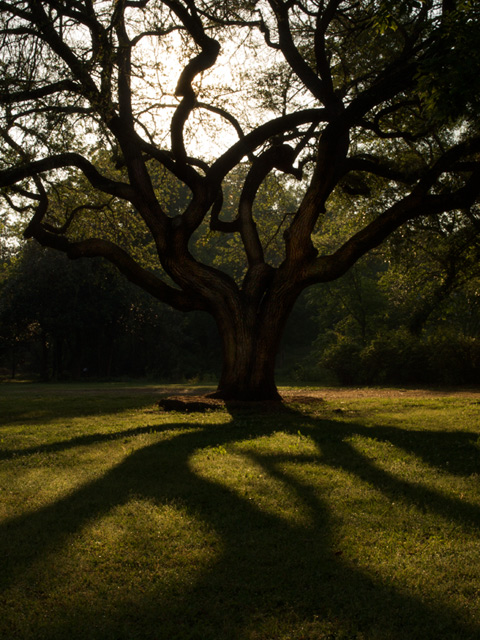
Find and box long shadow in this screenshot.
[1,404,479,639]
[351,423,480,477]
[0,422,179,462]
[0,383,215,427]
[0,393,160,427]
[304,418,480,528]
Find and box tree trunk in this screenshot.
[211,296,292,402]
[214,336,281,401]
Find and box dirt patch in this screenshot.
[286,387,480,400]
[156,387,480,413]
[157,395,301,413]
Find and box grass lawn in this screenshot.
[0,383,479,640]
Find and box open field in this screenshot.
[0,383,479,639]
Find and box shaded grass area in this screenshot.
[0,384,479,639]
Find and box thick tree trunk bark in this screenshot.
[211,292,293,402]
[164,244,299,402]
[214,335,281,401]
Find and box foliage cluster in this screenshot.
[295,211,480,386]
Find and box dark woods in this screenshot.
[0,244,221,382]
[1,234,479,386]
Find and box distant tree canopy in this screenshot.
[0,243,221,380]
[2,229,480,385]
[0,0,479,399]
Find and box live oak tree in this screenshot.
[1,0,479,400]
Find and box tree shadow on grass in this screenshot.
[0,384,214,427]
[0,422,174,461]
[0,404,479,639]
[0,394,160,428]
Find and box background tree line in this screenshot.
[2,203,480,386]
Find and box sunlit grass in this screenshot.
[0,383,479,639]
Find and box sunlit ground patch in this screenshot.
[189,431,322,528]
[1,497,221,639]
